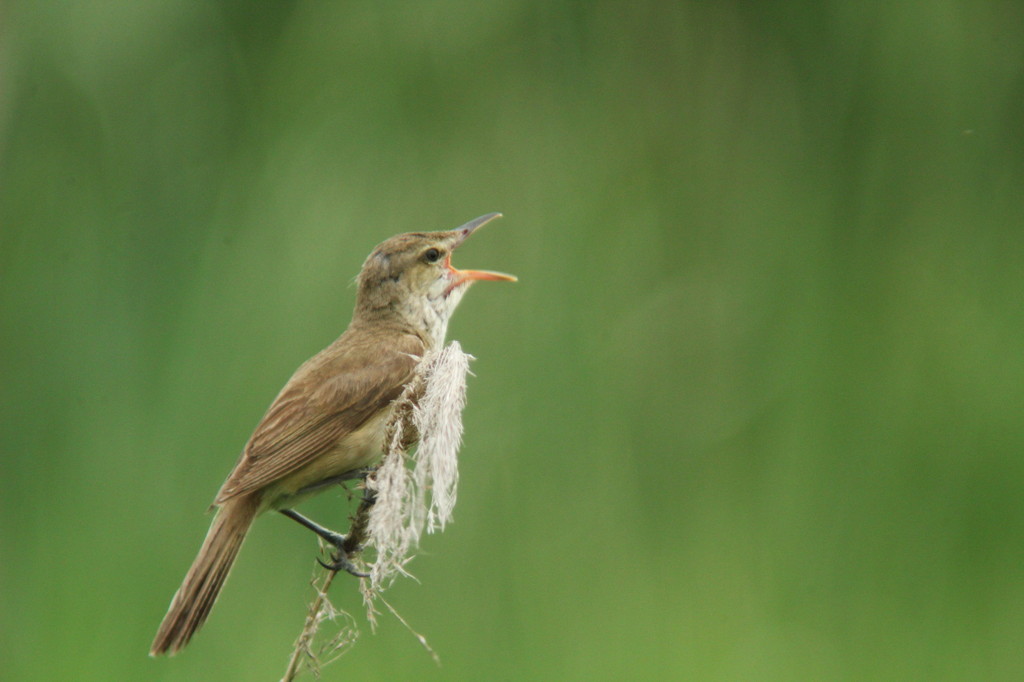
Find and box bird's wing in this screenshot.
[214,330,424,504]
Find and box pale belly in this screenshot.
[262,410,389,510]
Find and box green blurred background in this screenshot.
[2,2,1023,680]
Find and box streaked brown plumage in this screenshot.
[151,214,515,656]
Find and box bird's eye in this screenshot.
[423,248,442,263]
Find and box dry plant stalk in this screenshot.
[279,563,358,682]
[281,342,472,681]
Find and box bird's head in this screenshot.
[354,213,517,346]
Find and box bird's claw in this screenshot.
[318,551,368,577]
[319,535,368,577]
[278,507,371,578]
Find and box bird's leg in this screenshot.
[279,508,368,578]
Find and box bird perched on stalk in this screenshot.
[151,213,516,656]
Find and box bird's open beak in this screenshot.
[453,212,502,244]
[448,213,518,284]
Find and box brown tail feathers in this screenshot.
[150,494,260,656]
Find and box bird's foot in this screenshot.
[317,533,368,578]
[279,508,368,578]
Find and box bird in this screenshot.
[150,213,516,656]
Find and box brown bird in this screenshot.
[151,213,515,656]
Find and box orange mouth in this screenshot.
[443,212,517,296]
[444,254,517,296]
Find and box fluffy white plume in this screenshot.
[365,342,473,592]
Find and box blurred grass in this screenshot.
[2,1,1024,680]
